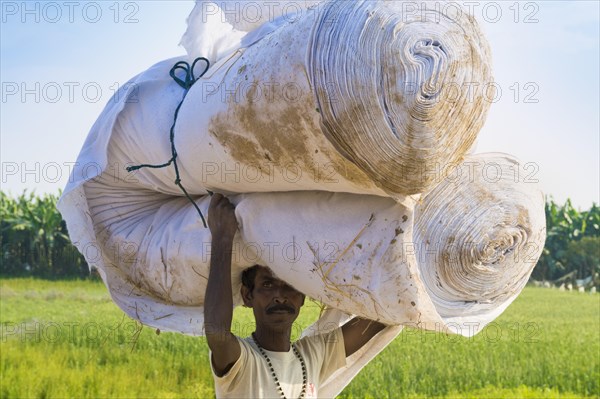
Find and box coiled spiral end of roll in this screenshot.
[310,0,494,196]
[413,153,546,324]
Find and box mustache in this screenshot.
[266,304,295,314]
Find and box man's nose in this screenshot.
[273,287,287,303]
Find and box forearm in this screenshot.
[204,237,235,339]
[341,317,386,357]
[204,193,241,374]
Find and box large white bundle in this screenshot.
[103,0,493,198]
[65,150,544,335]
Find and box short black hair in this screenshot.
[241,265,261,292]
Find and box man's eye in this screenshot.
[263,281,273,288]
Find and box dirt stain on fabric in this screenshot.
[210,86,376,188]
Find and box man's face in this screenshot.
[241,266,305,329]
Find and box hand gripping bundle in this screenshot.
[58,1,546,395]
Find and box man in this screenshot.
[205,193,386,398]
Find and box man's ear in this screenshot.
[241,285,253,307]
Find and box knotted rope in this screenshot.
[127,57,210,228]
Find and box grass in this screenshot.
[1,278,598,398]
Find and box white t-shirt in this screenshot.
[212,328,346,398]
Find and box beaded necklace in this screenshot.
[251,333,307,399]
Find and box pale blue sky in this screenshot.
[1,1,599,209]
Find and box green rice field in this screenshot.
[1,278,598,398]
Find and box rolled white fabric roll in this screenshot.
[413,153,547,334]
[72,154,547,337]
[97,0,494,198]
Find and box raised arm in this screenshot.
[204,193,241,376]
[341,317,386,357]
